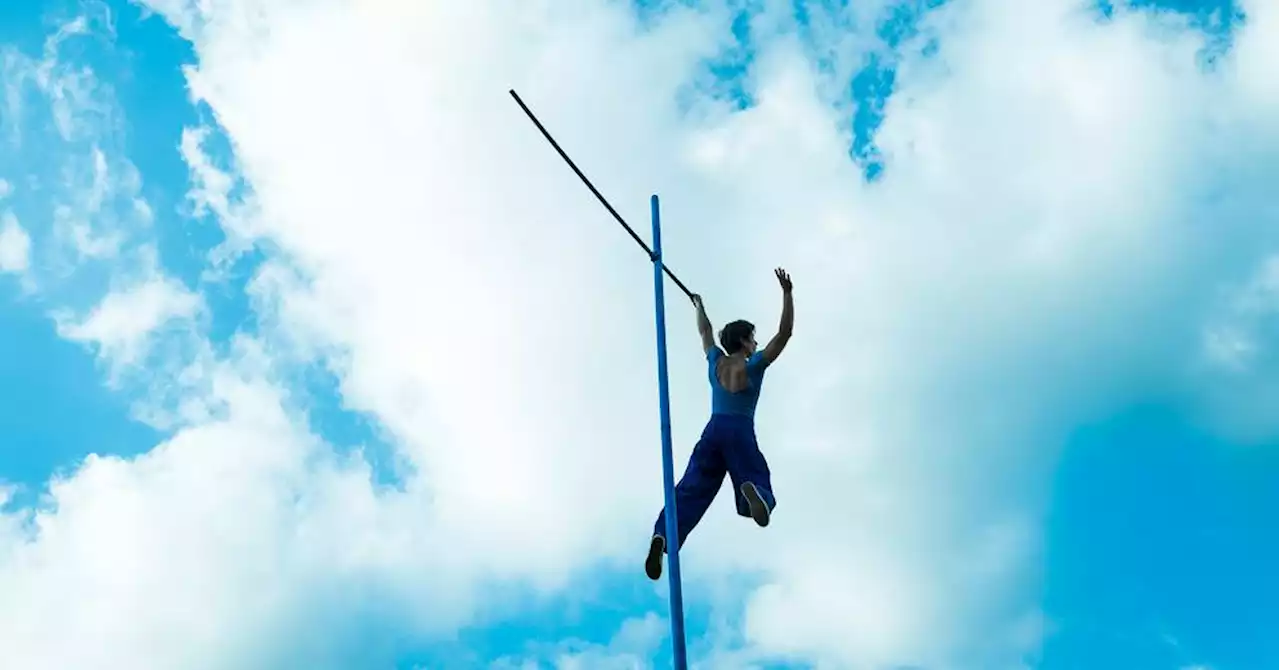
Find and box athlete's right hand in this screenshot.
[775,268,793,293]
[690,293,705,309]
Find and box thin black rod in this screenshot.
[509,89,695,300]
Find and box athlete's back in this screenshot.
[709,349,768,417]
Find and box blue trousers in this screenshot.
[653,413,776,550]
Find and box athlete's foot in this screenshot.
[645,535,665,581]
[741,482,771,528]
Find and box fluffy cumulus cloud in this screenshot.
[0,0,1275,668]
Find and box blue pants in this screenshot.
[652,413,776,550]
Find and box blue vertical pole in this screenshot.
[650,194,688,668]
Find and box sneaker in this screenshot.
[645,534,665,581]
[741,482,771,528]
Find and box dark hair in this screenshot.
[718,319,755,355]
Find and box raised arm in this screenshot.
[760,268,793,365]
[692,294,717,353]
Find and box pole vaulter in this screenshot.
[510,89,793,670]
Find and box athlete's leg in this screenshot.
[647,424,727,580]
[721,418,775,527]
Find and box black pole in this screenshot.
[508,89,695,300]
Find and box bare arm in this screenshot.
[761,268,793,365]
[692,294,717,353]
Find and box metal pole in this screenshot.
[650,194,688,668]
[507,90,692,666]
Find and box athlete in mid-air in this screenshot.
[646,268,794,580]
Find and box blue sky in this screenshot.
[0,0,1275,668]
[1046,406,1275,668]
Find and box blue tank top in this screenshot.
[707,348,769,418]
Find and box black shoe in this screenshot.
[741,482,771,528]
[645,534,665,581]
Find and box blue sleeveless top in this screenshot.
[707,348,769,418]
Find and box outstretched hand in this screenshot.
[774,268,793,293]
[691,293,705,310]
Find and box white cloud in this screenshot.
[56,275,202,373]
[33,12,118,144]
[0,0,1273,668]
[1,13,114,145]
[1191,251,1278,441]
[2,11,148,271]
[180,126,259,276]
[0,211,30,273]
[0,364,414,669]
[491,613,667,670]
